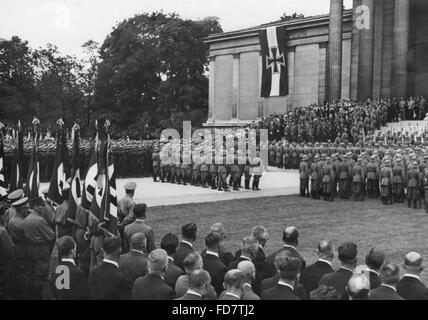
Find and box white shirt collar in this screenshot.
[103,258,119,268]
[206,250,219,257]
[283,244,297,250]
[131,249,145,255]
[381,284,397,292]
[135,219,145,223]
[182,240,193,248]
[168,256,174,262]
[340,266,354,273]
[278,281,294,290]
[368,269,380,276]
[186,290,202,298]
[240,256,252,261]
[402,273,421,281]
[318,259,332,267]
[225,292,241,299]
[62,258,76,266]
[243,283,252,289]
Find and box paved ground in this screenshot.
[41,167,299,207]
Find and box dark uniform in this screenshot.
[338,155,350,199]
[366,157,379,198]
[407,163,420,209]
[322,158,334,201]
[299,156,310,197]
[392,159,405,203]
[310,157,321,200]
[352,159,366,201]
[380,161,393,205]
[152,147,161,182]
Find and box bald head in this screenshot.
[403,252,423,274]
[188,269,211,292]
[237,261,256,283]
[283,226,299,246]
[130,233,146,252]
[317,240,334,260]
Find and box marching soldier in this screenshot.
[299,155,310,198]
[310,155,321,200]
[322,157,334,202]
[352,157,365,201]
[366,156,379,199]
[152,146,160,182]
[200,157,210,188]
[407,161,420,209]
[380,159,393,205]
[339,154,350,199]
[392,158,405,203]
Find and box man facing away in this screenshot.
[88,236,132,300]
[118,233,148,283]
[132,249,175,300]
[175,270,211,301]
[397,252,428,300]
[369,262,403,300]
[51,236,91,300]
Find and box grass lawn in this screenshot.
[147,195,428,283]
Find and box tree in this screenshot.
[0,36,37,123]
[94,12,222,138]
[79,40,100,130]
[280,12,305,21]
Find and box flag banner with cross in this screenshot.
[259,25,288,98]
[0,121,7,197]
[47,118,70,206]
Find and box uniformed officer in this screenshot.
[407,161,420,209]
[230,155,241,191]
[7,197,29,299]
[0,202,15,299]
[352,157,365,201]
[200,156,210,188]
[339,154,350,199]
[55,184,74,238]
[217,156,229,192]
[209,161,218,190]
[118,181,137,233]
[251,151,263,191]
[392,158,405,203]
[366,156,379,199]
[4,189,24,227]
[299,155,310,198]
[23,196,55,300]
[310,155,321,200]
[152,146,161,182]
[380,159,393,205]
[322,157,334,201]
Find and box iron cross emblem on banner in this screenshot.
[266,47,285,73]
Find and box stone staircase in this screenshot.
[376,120,428,135]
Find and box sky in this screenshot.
[0,0,352,58]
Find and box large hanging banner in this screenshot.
[259,25,288,97]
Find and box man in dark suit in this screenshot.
[262,226,306,279]
[397,251,428,300]
[237,261,259,300]
[202,232,226,296]
[132,249,175,300]
[261,249,307,299]
[318,242,358,299]
[161,233,184,288]
[118,233,148,283]
[299,240,334,297]
[365,247,385,289]
[50,236,91,300]
[88,236,132,300]
[227,236,257,270]
[201,223,234,266]
[176,270,211,300]
[369,262,403,300]
[218,269,245,300]
[261,255,301,300]
[174,223,197,271]
[124,203,155,253]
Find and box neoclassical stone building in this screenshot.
[204,0,428,126]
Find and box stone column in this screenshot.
[357,0,375,101]
[380,0,395,98]
[392,0,410,98]
[350,0,362,99]
[207,56,216,123]
[327,0,343,102]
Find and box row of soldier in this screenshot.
[151,146,264,191]
[298,148,428,211]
